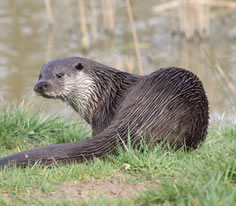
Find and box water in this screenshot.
[0,0,235,127]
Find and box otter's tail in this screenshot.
[0,130,119,169]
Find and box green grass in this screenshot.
[0,104,235,206]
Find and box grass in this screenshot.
[0,104,235,205]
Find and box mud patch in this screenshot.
[53,176,146,201]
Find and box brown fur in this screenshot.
[0,57,209,168]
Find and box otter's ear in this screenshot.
[75,62,84,71]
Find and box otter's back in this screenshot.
[112,67,209,149]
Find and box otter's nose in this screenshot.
[34,81,48,93]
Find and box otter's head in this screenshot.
[34,58,88,98]
[34,57,96,120]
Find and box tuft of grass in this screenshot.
[0,104,235,205]
[0,103,91,153]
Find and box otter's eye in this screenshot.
[75,62,84,71]
[56,73,64,79]
[38,74,42,79]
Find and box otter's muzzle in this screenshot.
[34,81,48,94]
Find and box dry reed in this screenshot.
[216,64,236,95]
[125,56,134,73]
[78,0,90,50]
[90,1,98,42]
[153,0,236,39]
[44,0,54,25]
[125,0,143,74]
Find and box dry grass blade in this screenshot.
[152,0,236,39]
[152,0,181,13]
[125,0,143,75]
[78,0,90,50]
[90,1,98,42]
[45,30,54,62]
[44,0,54,25]
[216,64,236,95]
[107,0,115,33]
[101,0,109,32]
[201,0,236,8]
[126,56,134,73]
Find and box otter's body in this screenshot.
[0,57,209,168]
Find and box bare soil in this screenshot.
[32,175,153,202]
[55,176,145,201]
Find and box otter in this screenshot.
[0,57,209,168]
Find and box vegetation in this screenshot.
[0,104,235,205]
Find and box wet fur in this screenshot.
[0,57,209,168]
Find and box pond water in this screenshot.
[0,0,235,128]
